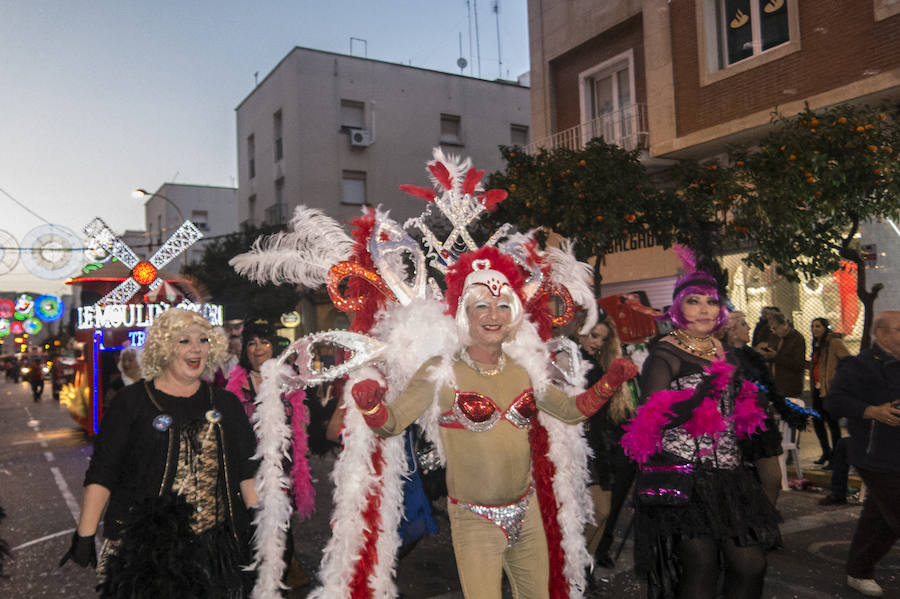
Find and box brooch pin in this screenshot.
[205,410,222,424]
[152,414,173,432]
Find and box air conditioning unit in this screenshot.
[349,129,373,147]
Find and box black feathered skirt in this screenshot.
[98,493,247,598]
[634,465,781,599]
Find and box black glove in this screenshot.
[59,531,97,568]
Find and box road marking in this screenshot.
[44,451,55,462]
[11,527,75,552]
[51,465,80,523]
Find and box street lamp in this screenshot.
[132,187,188,272]
[132,188,186,223]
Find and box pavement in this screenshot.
[1,376,898,598]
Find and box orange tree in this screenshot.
[486,138,655,294]
[730,102,900,347]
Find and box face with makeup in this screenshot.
[680,293,720,337]
[164,325,210,384]
[464,288,514,352]
[579,322,610,356]
[246,336,274,371]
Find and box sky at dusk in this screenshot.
[0,0,530,294]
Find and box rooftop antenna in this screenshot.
[494,1,502,79]
[457,33,468,74]
[254,71,259,86]
[350,37,367,58]
[473,0,482,77]
[466,0,474,76]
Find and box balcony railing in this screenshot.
[524,103,648,155]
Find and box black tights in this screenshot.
[675,536,766,599]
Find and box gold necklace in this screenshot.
[460,350,506,377]
[673,329,717,358]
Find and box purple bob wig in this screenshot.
[664,246,729,332]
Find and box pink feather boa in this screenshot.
[621,359,767,465]
[226,366,315,519]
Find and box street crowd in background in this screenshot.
[2,290,898,598]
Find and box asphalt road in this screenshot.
[1,376,898,598]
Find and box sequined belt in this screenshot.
[449,483,534,547]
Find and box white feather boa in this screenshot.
[250,360,295,599]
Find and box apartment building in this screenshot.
[235,46,531,229]
[527,0,900,336]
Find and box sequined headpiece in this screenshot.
[464,260,510,297]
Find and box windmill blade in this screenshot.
[83,218,141,269]
[148,221,202,270]
[98,277,142,306]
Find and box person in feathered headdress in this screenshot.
[349,242,638,599]
[620,246,779,599]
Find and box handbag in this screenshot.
[635,459,694,506]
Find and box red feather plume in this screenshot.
[480,189,507,212]
[397,184,437,202]
[461,167,485,196]
[427,161,453,191]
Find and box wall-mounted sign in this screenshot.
[280,311,301,328]
[77,301,224,330]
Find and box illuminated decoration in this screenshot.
[0,230,20,275]
[14,294,34,320]
[83,217,202,306]
[10,320,24,335]
[0,319,9,336]
[21,224,83,279]
[23,317,42,335]
[92,329,123,433]
[127,330,147,347]
[131,261,158,285]
[76,301,223,330]
[280,311,301,328]
[0,299,13,319]
[35,294,64,322]
[327,261,397,312]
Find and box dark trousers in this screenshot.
[29,378,44,400]
[829,437,850,499]
[811,388,842,457]
[846,468,900,579]
[596,446,637,556]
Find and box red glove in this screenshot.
[576,358,638,417]
[604,358,639,389]
[351,379,388,428]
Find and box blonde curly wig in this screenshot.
[140,308,227,381]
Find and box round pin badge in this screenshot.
[152,414,173,431]
[205,410,222,424]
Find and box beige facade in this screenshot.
[235,47,531,228]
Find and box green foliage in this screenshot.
[485,139,652,263]
[182,226,300,322]
[730,102,900,280]
[655,158,746,257]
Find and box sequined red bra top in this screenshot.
[438,389,536,432]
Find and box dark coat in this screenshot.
[84,381,258,547]
[771,328,806,397]
[824,344,900,474]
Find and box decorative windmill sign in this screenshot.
[82,217,203,306]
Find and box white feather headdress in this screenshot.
[229,205,354,288]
